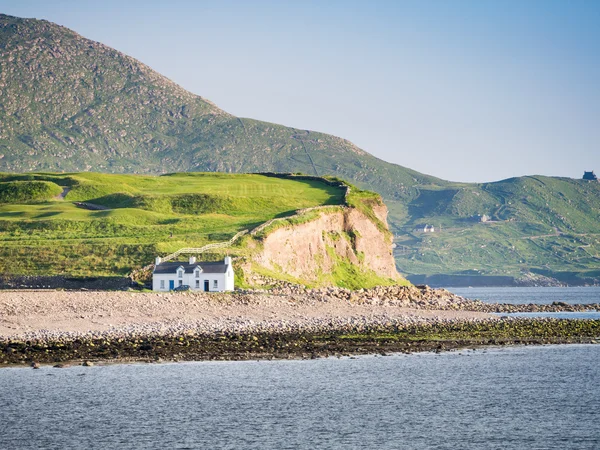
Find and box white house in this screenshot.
[152,256,234,292]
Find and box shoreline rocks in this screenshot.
[2,317,599,367]
[1,285,598,367]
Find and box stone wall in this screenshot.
[0,275,131,290]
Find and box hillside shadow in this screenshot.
[407,189,458,219]
[159,218,180,225]
[0,211,26,218]
[34,211,61,219]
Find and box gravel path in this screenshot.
[0,289,493,341]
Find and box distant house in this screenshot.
[152,256,234,292]
[583,171,598,181]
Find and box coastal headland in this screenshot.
[2,286,599,367]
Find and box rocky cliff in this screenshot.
[246,198,405,289]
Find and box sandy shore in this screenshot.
[0,289,493,341]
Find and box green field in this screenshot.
[0,172,345,277]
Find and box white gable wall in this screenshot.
[224,264,234,291]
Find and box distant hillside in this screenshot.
[394,176,600,285]
[1,14,599,285]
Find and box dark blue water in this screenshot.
[2,345,600,449]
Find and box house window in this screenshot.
[178,270,183,278]
[195,271,200,278]
[160,280,165,289]
[179,280,183,286]
[213,280,218,289]
[195,280,200,289]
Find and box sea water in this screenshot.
[2,287,600,449]
[449,286,600,305]
[1,344,600,449]
[449,286,600,319]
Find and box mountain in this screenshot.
[0,13,441,200]
[1,13,599,285]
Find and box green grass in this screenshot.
[0,172,345,277]
[322,243,404,289]
[0,180,63,203]
[392,176,600,282]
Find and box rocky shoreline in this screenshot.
[2,318,600,367]
[1,286,599,367]
[266,284,600,313]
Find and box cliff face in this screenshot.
[250,202,404,288]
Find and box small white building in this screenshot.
[152,256,234,292]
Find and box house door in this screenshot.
[169,280,175,290]
[204,280,210,292]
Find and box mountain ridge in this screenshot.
[0,13,443,201]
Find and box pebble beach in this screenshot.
[2,286,599,366]
[0,285,491,341]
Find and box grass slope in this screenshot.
[0,180,63,203]
[0,172,344,277]
[392,176,600,284]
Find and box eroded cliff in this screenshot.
[245,197,405,289]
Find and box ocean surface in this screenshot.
[1,345,600,449]
[449,286,600,319]
[449,286,600,304]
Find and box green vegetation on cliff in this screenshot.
[0,172,344,278]
[0,171,399,288]
[0,180,63,203]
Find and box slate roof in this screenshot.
[153,261,228,274]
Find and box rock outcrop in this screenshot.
[250,200,402,287]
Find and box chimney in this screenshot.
[189,256,196,265]
[224,256,232,266]
[155,256,162,265]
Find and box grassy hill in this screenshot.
[0,172,345,277]
[0,14,442,201]
[393,176,600,285]
[1,14,599,284]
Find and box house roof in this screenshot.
[153,261,229,274]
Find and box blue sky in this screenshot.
[1,0,598,182]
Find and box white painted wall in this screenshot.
[152,259,235,292]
